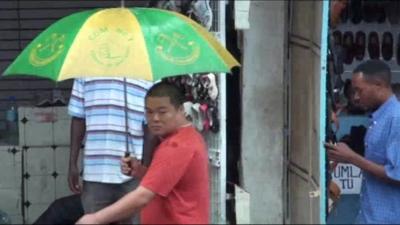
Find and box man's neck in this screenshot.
[379,90,393,105]
[159,119,191,140]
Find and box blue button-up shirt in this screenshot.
[356,95,400,224]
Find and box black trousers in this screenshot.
[33,194,83,225]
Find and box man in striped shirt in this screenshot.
[68,77,153,223]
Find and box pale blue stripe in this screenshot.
[319,1,329,223]
[85,163,121,167]
[68,105,85,118]
[87,133,142,141]
[85,86,146,97]
[87,113,144,122]
[69,99,84,108]
[86,139,143,145]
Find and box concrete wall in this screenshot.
[240,1,286,223]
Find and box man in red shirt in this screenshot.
[76,82,210,224]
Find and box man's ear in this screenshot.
[375,79,390,89]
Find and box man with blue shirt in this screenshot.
[68,77,153,224]
[326,60,400,224]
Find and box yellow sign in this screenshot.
[29,33,65,67]
[89,27,132,67]
[156,32,200,65]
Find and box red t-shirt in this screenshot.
[140,126,210,224]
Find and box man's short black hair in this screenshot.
[353,60,391,86]
[146,82,185,108]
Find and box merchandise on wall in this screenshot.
[149,0,228,223]
[327,0,400,224]
[162,73,220,133]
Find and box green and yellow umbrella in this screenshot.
[3,7,239,81]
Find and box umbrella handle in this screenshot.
[124,151,132,168]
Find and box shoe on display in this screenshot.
[333,30,342,46]
[331,31,344,74]
[191,103,203,131]
[363,0,376,23]
[350,0,363,24]
[343,31,354,65]
[340,1,349,24]
[376,2,386,23]
[368,32,380,59]
[183,101,194,120]
[396,33,400,65]
[199,103,210,132]
[209,105,220,133]
[188,0,213,30]
[386,0,399,24]
[332,45,345,75]
[206,73,218,101]
[330,0,348,28]
[176,0,193,15]
[148,0,179,12]
[354,31,366,61]
[381,32,393,61]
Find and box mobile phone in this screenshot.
[324,142,336,149]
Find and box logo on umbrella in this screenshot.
[156,32,200,65]
[89,27,132,68]
[29,33,66,67]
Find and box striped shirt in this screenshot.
[68,77,153,183]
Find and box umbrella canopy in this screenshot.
[3,7,239,81]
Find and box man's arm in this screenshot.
[68,117,86,193]
[351,153,400,185]
[326,142,400,185]
[76,186,155,224]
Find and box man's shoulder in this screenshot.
[169,127,206,150]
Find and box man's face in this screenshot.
[351,72,380,111]
[145,96,183,137]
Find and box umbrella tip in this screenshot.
[120,0,125,8]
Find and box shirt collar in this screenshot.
[371,95,398,120]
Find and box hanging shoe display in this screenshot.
[376,2,386,23]
[333,30,342,46]
[396,33,400,65]
[363,0,376,23]
[354,31,366,61]
[381,32,393,61]
[330,0,348,28]
[340,1,349,24]
[343,31,354,64]
[162,72,220,133]
[386,0,399,24]
[350,0,363,24]
[188,0,213,30]
[147,0,180,12]
[368,32,380,59]
[330,30,344,75]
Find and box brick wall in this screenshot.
[0,0,148,132]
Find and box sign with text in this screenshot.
[332,163,363,194]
